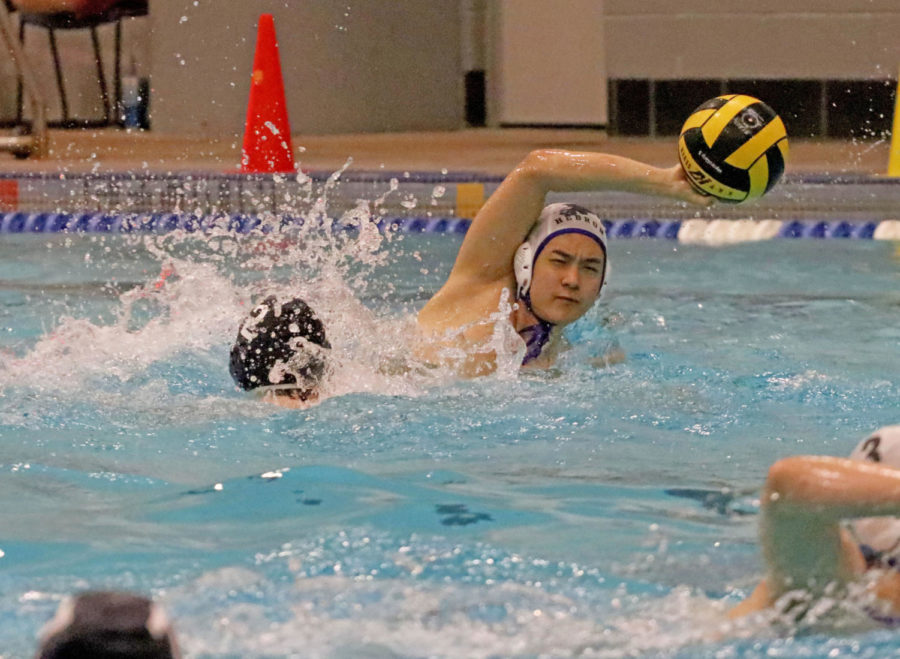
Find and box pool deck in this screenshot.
[0,128,892,177]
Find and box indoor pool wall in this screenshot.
[3,170,900,222]
[1,171,900,246]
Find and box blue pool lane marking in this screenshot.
[0,212,899,240]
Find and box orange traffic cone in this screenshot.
[240,14,296,173]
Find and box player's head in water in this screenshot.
[229,295,331,407]
[514,203,608,326]
[847,425,900,561]
[36,591,180,659]
[729,424,900,621]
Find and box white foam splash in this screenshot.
[168,569,762,658]
[766,369,829,391]
[0,161,528,405]
[0,260,243,393]
[485,287,525,380]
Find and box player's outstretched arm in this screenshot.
[448,150,711,287]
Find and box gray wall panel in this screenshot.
[605,3,900,79]
[605,0,900,16]
[149,0,463,136]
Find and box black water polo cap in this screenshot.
[36,591,179,659]
[229,295,331,392]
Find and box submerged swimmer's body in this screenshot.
[229,149,710,403]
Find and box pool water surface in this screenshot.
[0,230,897,657]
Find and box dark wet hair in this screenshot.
[229,295,330,392]
[36,591,178,659]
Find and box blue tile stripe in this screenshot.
[0,213,898,239]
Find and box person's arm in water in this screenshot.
[730,455,900,618]
[445,149,710,289]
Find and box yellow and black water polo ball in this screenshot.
[678,94,789,203]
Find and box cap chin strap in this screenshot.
[515,287,555,365]
[515,239,558,366]
[518,290,552,327]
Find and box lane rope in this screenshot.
[0,212,897,241]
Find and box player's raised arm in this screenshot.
[447,149,710,287]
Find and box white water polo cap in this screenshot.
[514,203,609,300]
[847,425,900,559]
[849,426,900,466]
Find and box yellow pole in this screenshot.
[889,64,900,176]
[455,183,485,219]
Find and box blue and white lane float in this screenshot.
[0,212,899,241]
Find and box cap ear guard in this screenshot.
[514,242,533,300]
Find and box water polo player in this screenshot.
[229,295,331,408]
[36,590,180,658]
[416,149,711,375]
[731,425,900,623]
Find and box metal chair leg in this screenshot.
[9,4,142,131]
[0,0,48,157]
[47,27,69,121]
[90,25,111,125]
[15,18,24,124]
[114,18,122,125]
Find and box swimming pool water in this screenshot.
[0,231,897,657]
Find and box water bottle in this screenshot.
[120,56,141,129]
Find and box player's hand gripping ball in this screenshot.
[678,95,788,203]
